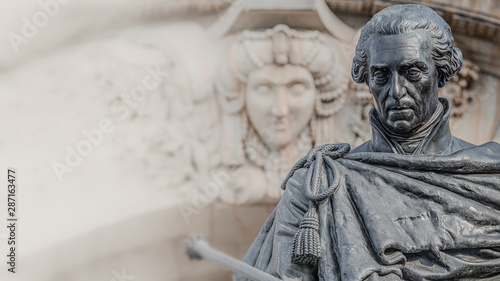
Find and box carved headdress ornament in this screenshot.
[216,24,349,168]
[219,24,348,118]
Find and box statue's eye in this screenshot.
[255,84,272,94]
[289,82,310,96]
[406,68,422,81]
[372,70,389,84]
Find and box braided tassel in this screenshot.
[285,144,349,267]
[291,206,321,266]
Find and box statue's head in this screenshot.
[245,63,316,149]
[217,24,348,166]
[351,4,463,135]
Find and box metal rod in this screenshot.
[185,235,282,281]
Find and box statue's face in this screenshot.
[246,64,316,149]
[367,30,439,135]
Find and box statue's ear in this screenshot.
[438,47,463,88]
[438,76,448,88]
[351,61,367,84]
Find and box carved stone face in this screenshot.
[246,64,316,149]
[367,31,439,135]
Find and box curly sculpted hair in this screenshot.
[351,4,463,88]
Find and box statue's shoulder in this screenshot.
[448,136,476,154]
[460,140,500,154]
[282,143,350,195]
[350,141,372,153]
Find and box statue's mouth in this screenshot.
[389,108,413,120]
[388,102,414,113]
[392,105,411,109]
[271,118,290,131]
[390,107,412,112]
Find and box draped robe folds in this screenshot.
[234,142,500,281]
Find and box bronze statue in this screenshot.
[234,4,500,280]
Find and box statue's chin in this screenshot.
[265,139,292,150]
[262,132,294,150]
[386,120,415,136]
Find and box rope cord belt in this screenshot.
[280,143,350,266]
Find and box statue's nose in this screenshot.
[389,73,407,101]
[271,87,290,116]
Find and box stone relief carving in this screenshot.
[351,59,481,146]
[215,24,349,204]
[95,29,218,198]
[439,60,481,118]
[350,82,373,147]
